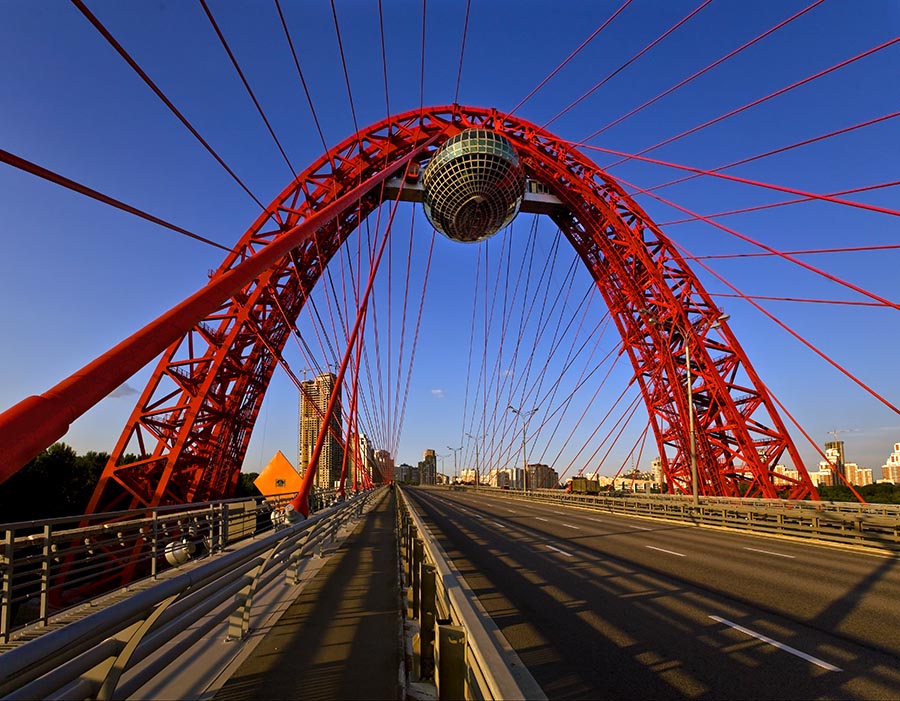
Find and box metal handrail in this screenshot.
[0,488,377,700]
[397,486,546,701]
[0,488,342,643]
[453,486,900,552]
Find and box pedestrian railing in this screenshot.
[460,487,900,552]
[0,488,340,645]
[397,486,546,701]
[0,488,375,700]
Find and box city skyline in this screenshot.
[1,2,898,487]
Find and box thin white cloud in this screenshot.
[109,383,139,398]
[431,389,446,399]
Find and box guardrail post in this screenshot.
[1,528,13,644]
[435,624,466,701]
[151,510,159,579]
[420,563,436,678]
[39,523,51,627]
[410,540,423,619]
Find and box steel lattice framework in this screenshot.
[83,105,817,516]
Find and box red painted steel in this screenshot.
[0,105,818,514]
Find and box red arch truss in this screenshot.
[0,105,817,513]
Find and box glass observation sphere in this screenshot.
[421,129,526,243]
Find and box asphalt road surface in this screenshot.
[404,487,900,700]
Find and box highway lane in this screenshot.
[405,487,900,700]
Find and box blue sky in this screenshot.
[1,1,898,479]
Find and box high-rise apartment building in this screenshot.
[419,449,437,485]
[824,440,845,479]
[298,372,344,492]
[882,443,900,483]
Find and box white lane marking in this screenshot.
[561,523,581,530]
[506,509,516,513]
[536,517,550,522]
[630,525,651,531]
[546,544,573,557]
[492,521,507,529]
[709,616,842,672]
[646,545,685,557]
[473,515,484,520]
[743,546,795,559]
[587,517,604,523]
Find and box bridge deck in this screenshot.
[213,487,402,701]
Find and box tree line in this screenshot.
[0,443,260,524]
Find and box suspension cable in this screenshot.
[544,0,711,127]
[613,173,900,312]
[643,110,900,194]
[600,35,900,170]
[275,0,328,154]
[508,0,634,114]
[582,142,900,219]
[0,150,234,253]
[580,0,826,141]
[199,0,297,178]
[660,180,900,226]
[70,0,267,212]
[453,0,472,104]
[673,239,900,416]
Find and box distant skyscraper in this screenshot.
[419,449,437,485]
[882,443,900,483]
[824,440,845,479]
[298,373,344,491]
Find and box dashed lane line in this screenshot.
[646,545,685,557]
[546,544,574,557]
[709,616,842,672]
[743,546,795,559]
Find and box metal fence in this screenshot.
[0,487,375,700]
[460,486,900,552]
[0,487,340,645]
[397,486,546,701]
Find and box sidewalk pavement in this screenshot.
[213,486,402,701]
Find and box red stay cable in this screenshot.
[508,0,634,114]
[580,0,826,142]
[454,0,472,104]
[199,0,297,177]
[644,110,900,194]
[660,180,900,226]
[691,243,900,260]
[672,239,900,417]
[544,0,712,127]
[70,0,267,212]
[599,35,900,169]
[613,173,900,313]
[581,142,900,220]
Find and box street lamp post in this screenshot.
[508,405,538,492]
[447,445,461,482]
[465,433,483,487]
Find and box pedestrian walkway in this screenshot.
[214,486,402,701]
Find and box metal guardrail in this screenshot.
[397,486,546,701]
[0,488,376,700]
[461,487,900,552]
[0,488,340,644]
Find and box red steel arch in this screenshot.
[73,104,816,514]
